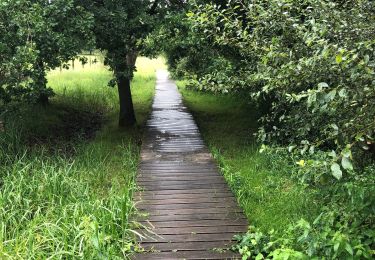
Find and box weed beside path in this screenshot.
[0,57,164,258]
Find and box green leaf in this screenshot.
[330,124,339,136]
[334,242,340,252]
[91,236,99,249]
[307,92,317,107]
[259,144,267,153]
[336,54,343,64]
[345,243,353,255]
[338,88,346,98]
[318,82,329,88]
[341,146,352,158]
[364,55,369,63]
[331,163,342,180]
[330,124,339,131]
[326,89,336,101]
[329,150,337,158]
[341,157,353,170]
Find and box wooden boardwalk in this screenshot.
[134,71,248,259]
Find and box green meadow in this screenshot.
[0,57,165,259]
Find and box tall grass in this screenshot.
[0,57,164,258]
[178,82,318,233]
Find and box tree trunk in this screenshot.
[126,51,138,70]
[117,76,136,127]
[35,60,49,105]
[116,51,138,127]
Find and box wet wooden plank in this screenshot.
[137,197,237,205]
[137,213,247,222]
[136,187,233,194]
[138,219,248,228]
[139,207,243,216]
[138,173,220,178]
[140,241,233,252]
[139,164,216,168]
[133,251,237,260]
[139,184,230,191]
[137,180,227,186]
[137,175,224,181]
[139,170,219,175]
[135,192,235,200]
[139,232,236,243]
[135,71,247,259]
[136,225,247,235]
[137,202,238,210]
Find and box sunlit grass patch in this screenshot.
[0,57,165,258]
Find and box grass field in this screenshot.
[0,57,165,258]
[178,82,319,233]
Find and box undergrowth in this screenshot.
[179,82,374,259]
[179,82,318,232]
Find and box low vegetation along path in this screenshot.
[135,71,248,259]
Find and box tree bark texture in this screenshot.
[117,51,138,127]
[35,59,49,105]
[118,75,136,127]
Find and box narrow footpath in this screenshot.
[135,71,248,259]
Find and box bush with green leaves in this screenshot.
[0,1,38,103]
[183,0,375,180]
[160,0,375,258]
[0,0,93,105]
[234,202,374,259]
[186,0,375,170]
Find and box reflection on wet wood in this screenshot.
[135,71,247,259]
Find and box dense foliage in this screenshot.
[0,0,180,126]
[0,0,93,105]
[159,0,375,258]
